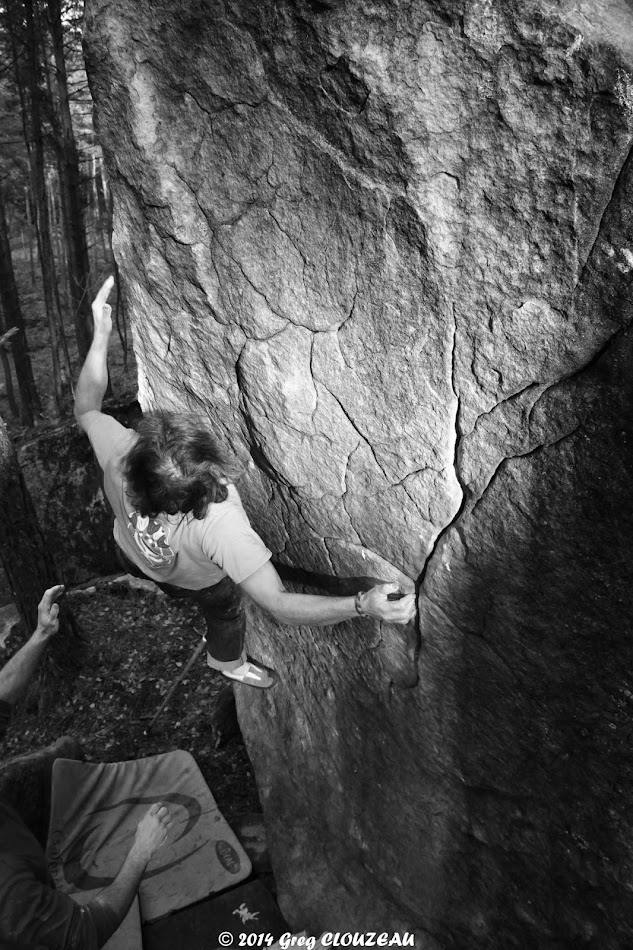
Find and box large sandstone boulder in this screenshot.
[84,1,633,944]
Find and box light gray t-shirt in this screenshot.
[84,412,271,590]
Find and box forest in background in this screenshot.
[0,0,133,431]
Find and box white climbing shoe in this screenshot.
[221,659,277,689]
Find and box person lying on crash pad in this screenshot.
[0,586,173,950]
[73,276,416,690]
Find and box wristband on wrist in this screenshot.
[354,592,368,617]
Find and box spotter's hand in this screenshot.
[34,585,64,641]
[357,583,416,624]
[91,275,115,337]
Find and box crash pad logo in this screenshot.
[62,793,204,890]
[127,511,175,567]
[216,840,241,874]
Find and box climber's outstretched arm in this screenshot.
[240,561,416,627]
[74,275,115,426]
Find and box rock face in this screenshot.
[84,1,633,944]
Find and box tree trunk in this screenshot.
[24,187,37,283]
[46,0,92,359]
[0,348,18,421]
[0,184,40,426]
[11,0,70,412]
[0,414,82,668]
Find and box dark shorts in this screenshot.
[115,549,245,666]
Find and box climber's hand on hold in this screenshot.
[357,583,416,624]
[91,275,115,339]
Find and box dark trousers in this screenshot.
[116,549,246,669]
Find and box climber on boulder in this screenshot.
[74,276,416,689]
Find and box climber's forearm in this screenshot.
[75,276,115,423]
[266,590,358,627]
[240,562,355,626]
[74,331,110,420]
[240,562,416,626]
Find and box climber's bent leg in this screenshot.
[189,577,246,671]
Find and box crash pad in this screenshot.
[46,750,251,927]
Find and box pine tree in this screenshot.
[46,0,92,359]
[4,0,70,414]
[0,182,40,425]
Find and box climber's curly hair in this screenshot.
[121,411,240,519]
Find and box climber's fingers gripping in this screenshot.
[359,583,416,624]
